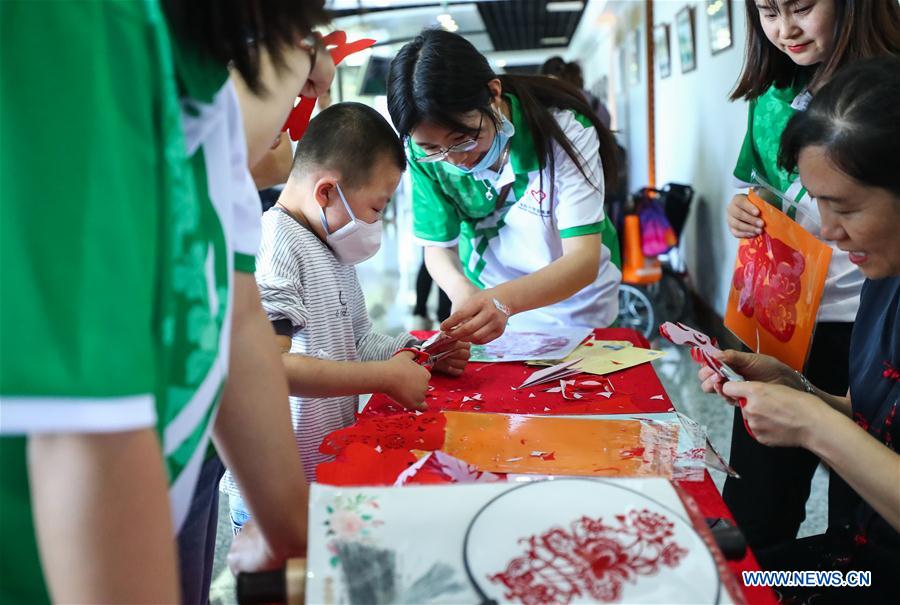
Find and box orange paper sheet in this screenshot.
[725,191,832,371]
[441,411,677,477]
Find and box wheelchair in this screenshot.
[613,184,695,339]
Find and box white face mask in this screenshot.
[319,182,383,265]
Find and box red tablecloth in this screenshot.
[333,328,775,603]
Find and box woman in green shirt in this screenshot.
[387,30,622,345]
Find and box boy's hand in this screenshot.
[380,352,431,410]
[432,340,471,377]
[727,193,764,238]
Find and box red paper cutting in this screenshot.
[282,97,317,142]
[321,30,377,66]
[731,232,804,342]
[319,411,446,456]
[282,30,377,141]
[724,191,831,371]
[490,510,689,604]
[316,442,418,486]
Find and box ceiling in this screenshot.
[328,0,588,63]
[477,0,586,51]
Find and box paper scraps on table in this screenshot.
[517,358,583,389]
[559,377,617,400]
[441,411,678,477]
[530,339,666,376]
[470,328,592,363]
[319,412,446,457]
[316,410,724,486]
[318,410,680,479]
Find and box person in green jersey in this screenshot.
[721,0,900,551]
[0,1,331,603]
[386,30,622,345]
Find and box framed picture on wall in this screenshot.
[707,0,733,54]
[676,6,696,73]
[627,28,641,86]
[653,23,671,79]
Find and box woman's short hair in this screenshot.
[731,0,900,101]
[779,56,900,196]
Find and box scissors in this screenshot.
[659,322,757,440]
[393,346,455,370]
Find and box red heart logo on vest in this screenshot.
[530,189,547,203]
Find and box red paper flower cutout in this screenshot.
[732,233,805,342]
[490,509,688,604]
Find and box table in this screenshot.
[320,328,776,604]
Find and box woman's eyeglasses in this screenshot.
[415,114,484,163]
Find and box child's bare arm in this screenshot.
[280,349,431,409]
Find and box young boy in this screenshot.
[223,102,469,529]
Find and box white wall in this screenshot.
[569,0,751,315]
[616,4,651,191]
[653,0,748,314]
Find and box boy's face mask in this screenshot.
[319,182,383,265]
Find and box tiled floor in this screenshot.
[208,204,828,605]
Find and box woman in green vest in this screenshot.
[387,29,622,345]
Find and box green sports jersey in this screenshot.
[0,2,259,602]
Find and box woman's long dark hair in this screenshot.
[387,29,617,194]
[779,56,900,197]
[731,0,900,101]
[162,0,331,95]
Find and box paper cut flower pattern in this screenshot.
[490,508,688,604]
[732,233,805,342]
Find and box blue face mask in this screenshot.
[446,108,515,176]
